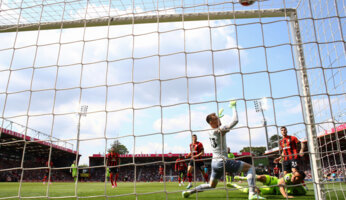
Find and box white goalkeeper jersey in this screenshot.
[209,107,238,161]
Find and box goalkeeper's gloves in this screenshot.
[229,100,236,108]
[218,108,224,118]
[219,101,236,118]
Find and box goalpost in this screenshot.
[0,1,344,200]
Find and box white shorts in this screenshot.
[210,159,244,180]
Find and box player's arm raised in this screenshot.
[220,100,238,134]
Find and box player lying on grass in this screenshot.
[182,101,265,200]
[228,171,307,198]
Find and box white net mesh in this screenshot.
[0,0,345,199]
[295,0,346,199]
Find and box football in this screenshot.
[284,173,293,184]
[239,0,256,6]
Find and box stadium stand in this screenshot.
[0,122,80,182]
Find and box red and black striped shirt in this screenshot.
[175,158,187,171]
[279,135,299,161]
[159,166,164,175]
[190,141,204,160]
[106,152,119,166]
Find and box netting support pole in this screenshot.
[289,12,325,200]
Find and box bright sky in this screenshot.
[0,0,344,165]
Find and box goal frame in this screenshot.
[0,7,325,199]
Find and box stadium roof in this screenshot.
[0,127,78,158]
[300,123,346,143]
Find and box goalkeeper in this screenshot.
[182,101,265,200]
[229,171,307,198]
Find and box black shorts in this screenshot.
[283,159,299,172]
[109,167,119,174]
[188,160,205,172]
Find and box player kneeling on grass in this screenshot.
[182,101,265,200]
[229,171,307,198]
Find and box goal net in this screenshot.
[0,0,344,199]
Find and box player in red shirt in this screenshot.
[274,126,305,175]
[43,160,53,184]
[175,154,187,186]
[274,126,307,190]
[273,164,280,178]
[159,165,164,182]
[185,134,209,189]
[106,147,120,188]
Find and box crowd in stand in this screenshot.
[303,168,345,181]
[137,165,158,182]
[88,163,209,182]
[0,158,72,182]
[321,166,345,180]
[2,156,345,183]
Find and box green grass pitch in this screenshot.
[0,181,345,199]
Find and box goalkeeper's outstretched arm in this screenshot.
[221,101,238,133]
